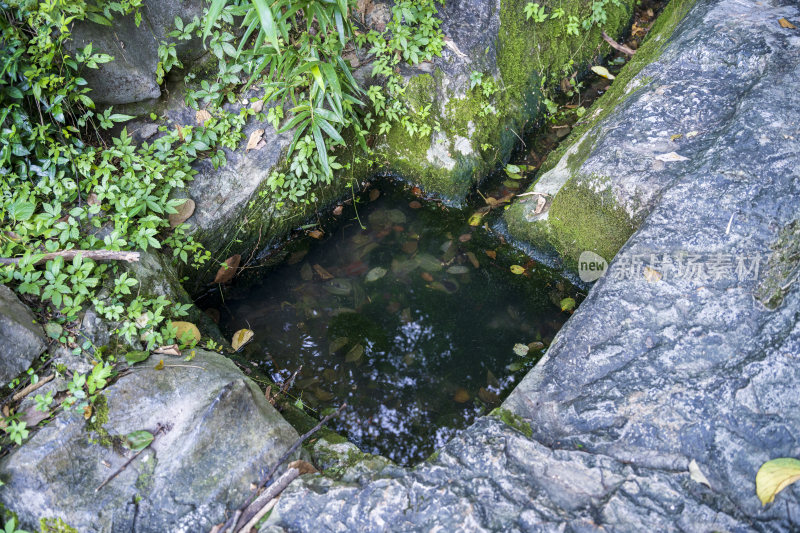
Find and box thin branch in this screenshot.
[0,250,140,266]
[95,423,169,492]
[601,31,636,56]
[236,469,299,532]
[12,374,54,402]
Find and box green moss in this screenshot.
[86,394,112,448]
[40,517,79,533]
[755,219,800,309]
[490,407,532,438]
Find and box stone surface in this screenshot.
[0,349,305,532]
[69,0,206,105]
[261,0,800,530]
[0,285,47,384]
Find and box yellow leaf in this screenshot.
[756,458,800,505]
[171,321,201,344]
[83,405,92,420]
[778,18,796,29]
[168,199,195,229]
[246,128,265,152]
[232,329,254,351]
[468,212,484,226]
[591,65,615,80]
[195,109,212,125]
[560,297,576,312]
[670,133,683,141]
[644,266,662,282]
[154,359,165,370]
[510,265,526,275]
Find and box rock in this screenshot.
[259,0,800,530]
[0,285,47,384]
[68,0,206,105]
[0,349,305,532]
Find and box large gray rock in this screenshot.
[0,349,304,532]
[260,0,800,530]
[0,285,47,384]
[70,0,206,105]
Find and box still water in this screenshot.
[220,185,580,465]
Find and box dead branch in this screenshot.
[12,374,54,402]
[235,467,301,532]
[602,31,636,56]
[95,423,169,492]
[0,250,140,266]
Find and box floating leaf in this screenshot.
[125,430,154,452]
[591,65,615,79]
[478,387,499,404]
[154,359,165,370]
[313,387,334,401]
[168,199,195,228]
[345,344,364,363]
[510,265,526,275]
[409,201,422,209]
[365,266,387,282]
[513,343,529,356]
[689,459,711,488]
[154,344,181,356]
[125,350,150,365]
[232,329,254,351]
[171,321,201,343]
[485,250,497,260]
[195,109,212,125]
[778,17,796,29]
[560,297,576,312]
[313,264,334,280]
[246,128,265,152]
[214,254,241,284]
[655,151,689,162]
[329,337,349,354]
[643,266,662,283]
[453,388,470,403]
[756,458,800,505]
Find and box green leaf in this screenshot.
[311,123,328,173]
[9,200,34,221]
[125,430,154,452]
[202,0,227,44]
[252,0,280,52]
[560,297,576,312]
[125,350,151,365]
[756,458,800,505]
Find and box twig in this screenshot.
[239,498,278,533]
[220,403,347,533]
[12,374,54,402]
[95,423,169,492]
[235,467,300,532]
[601,31,636,56]
[0,250,140,266]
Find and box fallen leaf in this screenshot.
[171,321,201,343]
[458,233,472,243]
[369,189,380,201]
[168,199,195,228]
[84,405,92,420]
[591,65,615,79]
[251,100,265,113]
[175,124,185,141]
[420,272,434,282]
[313,264,334,280]
[560,297,576,312]
[778,18,796,29]
[689,459,712,488]
[510,265,526,275]
[466,251,480,268]
[45,322,62,339]
[125,350,150,365]
[87,193,100,206]
[308,229,324,239]
[534,196,547,215]
[686,130,700,138]
[345,344,364,363]
[644,266,662,282]
[485,250,497,260]
[154,359,165,370]
[513,343,529,356]
[468,212,484,226]
[195,109,212,125]
[288,460,319,475]
[232,329,254,351]
[246,128,265,152]
[125,430,154,452]
[214,254,241,284]
[655,151,689,162]
[478,387,499,404]
[365,266,387,282]
[333,205,343,216]
[453,388,470,403]
[154,344,181,356]
[409,200,422,209]
[756,458,800,505]
[670,133,683,142]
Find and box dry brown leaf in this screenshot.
[84,405,93,420]
[251,100,265,113]
[308,229,324,239]
[87,193,100,206]
[458,233,472,243]
[175,124,185,141]
[778,18,796,29]
[534,196,547,215]
[195,109,212,126]
[409,200,422,209]
[214,254,241,284]
[168,199,195,228]
[313,264,334,280]
[246,128,265,152]
[485,250,497,260]
[154,344,181,356]
[369,189,380,201]
[333,205,343,216]
[289,460,319,475]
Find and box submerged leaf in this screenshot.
[513,343,529,356]
[468,212,484,226]
[756,458,800,505]
[453,388,470,403]
[232,329,254,351]
[345,344,364,363]
[329,337,349,354]
[365,266,388,282]
[313,264,334,280]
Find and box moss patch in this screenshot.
[86,394,111,447]
[755,219,800,309]
[490,407,533,438]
